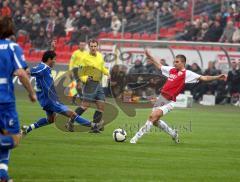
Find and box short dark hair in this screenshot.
[176,54,186,64]
[0,16,15,39]
[42,50,56,62]
[88,39,98,46]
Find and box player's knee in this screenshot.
[149,110,162,123]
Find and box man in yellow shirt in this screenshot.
[66,39,109,133]
[69,41,87,104]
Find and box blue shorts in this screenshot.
[82,82,105,102]
[0,103,20,134]
[43,101,69,116]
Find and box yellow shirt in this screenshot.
[80,51,109,83]
[69,49,87,71]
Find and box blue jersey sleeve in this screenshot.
[30,63,47,77]
[9,42,28,70]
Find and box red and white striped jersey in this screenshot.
[160,66,201,101]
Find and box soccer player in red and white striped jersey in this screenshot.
[130,49,226,144]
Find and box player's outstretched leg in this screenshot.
[21,118,50,136]
[64,111,102,132]
[154,120,179,143]
[130,120,153,144]
[130,109,162,144]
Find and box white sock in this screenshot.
[157,120,175,137]
[134,120,153,140]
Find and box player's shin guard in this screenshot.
[157,120,175,137]
[74,115,91,127]
[0,135,14,150]
[0,149,10,181]
[93,111,102,123]
[75,107,86,116]
[27,118,49,133]
[134,120,153,140]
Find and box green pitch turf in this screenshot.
[10,96,240,182]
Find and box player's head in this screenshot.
[79,41,86,51]
[174,54,186,70]
[0,16,15,39]
[42,50,57,68]
[88,39,98,55]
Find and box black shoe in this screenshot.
[65,121,74,132]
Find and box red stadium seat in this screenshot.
[141,33,150,40]
[149,34,158,40]
[24,43,32,50]
[132,33,140,39]
[63,45,70,52]
[124,32,132,39]
[71,45,78,52]
[98,32,107,38]
[112,32,121,39]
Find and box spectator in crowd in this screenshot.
[193,61,223,101]
[204,20,223,42]
[65,12,75,33]
[53,18,66,37]
[127,59,145,97]
[197,22,209,41]
[109,65,127,98]
[232,27,240,43]
[227,61,240,105]
[30,7,41,25]
[68,26,82,46]
[219,21,236,43]
[89,17,100,38]
[29,24,39,43]
[1,0,11,17]
[33,27,48,49]
[111,15,121,35]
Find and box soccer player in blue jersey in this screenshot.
[21,50,102,135]
[0,16,37,182]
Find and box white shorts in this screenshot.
[152,94,175,115]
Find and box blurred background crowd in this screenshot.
[0,0,239,49]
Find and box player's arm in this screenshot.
[145,49,163,69]
[199,74,226,82]
[15,69,36,102]
[10,42,36,102]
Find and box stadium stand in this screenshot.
[0,0,239,63]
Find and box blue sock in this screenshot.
[0,135,14,150]
[27,118,49,133]
[0,149,10,181]
[74,116,91,127]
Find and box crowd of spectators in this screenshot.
[0,0,188,48]
[178,1,240,43]
[1,0,239,50]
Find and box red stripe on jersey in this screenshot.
[161,68,186,101]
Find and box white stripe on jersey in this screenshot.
[9,42,24,69]
[31,64,47,74]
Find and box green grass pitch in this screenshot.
[9,96,240,182]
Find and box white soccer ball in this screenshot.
[113,128,127,142]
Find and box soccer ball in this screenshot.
[113,128,127,142]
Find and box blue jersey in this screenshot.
[0,39,27,103]
[30,62,59,107]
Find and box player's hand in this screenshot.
[76,80,81,90]
[218,74,227,81]
[28,93,37,102]
[144,48,152,58]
